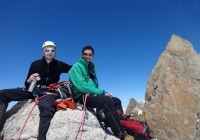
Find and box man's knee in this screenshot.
[104,96,113,103]
[101,97,114,112]
[112,97,121,104]
[0,90,8,103]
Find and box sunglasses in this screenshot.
[44,49,55,53]
[83,53,93,57]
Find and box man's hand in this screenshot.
[105,92,112,97]
[27,73,39,83]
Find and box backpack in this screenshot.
[96,109,151,140]
[117,111,150,138]
[120,119,150,138]
[49,81,76,110]
[34,81,76,110]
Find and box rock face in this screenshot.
[125,98,137,115]
[143,34,200,140]
[125,98,144,121]
[3,100,118,140]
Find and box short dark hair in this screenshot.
[82,45,94,55]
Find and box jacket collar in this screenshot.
[42,56,55,64]
[79,57,95,69]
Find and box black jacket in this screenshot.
[25,57,72,89]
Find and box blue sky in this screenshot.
[1,0,200,110]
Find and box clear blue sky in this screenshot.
[1,0,200,110]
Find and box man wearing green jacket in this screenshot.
[69,46,134,140]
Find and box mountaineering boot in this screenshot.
[0,131,3,140]
[122,131,134,140]
[123,133,134,140]
[118,131,134,140]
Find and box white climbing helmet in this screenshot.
[42,41,56,50]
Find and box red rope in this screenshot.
[14,100,37,140]
[15,92,88,140]
[73,94,89,140]
[15,94,51,140]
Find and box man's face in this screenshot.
[82,49,93,63]
[43,46,56,61]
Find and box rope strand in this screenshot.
[14,94,51,140]
[73,94,89,140]
[14,102,36,140]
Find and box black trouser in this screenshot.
[79,94,125,136]
[37,94,57,140]
[0,88,57,140]
[0,88,34,133]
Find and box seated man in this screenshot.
[69,45,134,140]
[0,41,72,140]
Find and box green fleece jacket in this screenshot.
[69,57,103,99]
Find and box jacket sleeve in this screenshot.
[24,62,35,89]
[59,61,72,73]
[69,64,103,95]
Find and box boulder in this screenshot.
[3,100,118,140]
[142,34,200,140]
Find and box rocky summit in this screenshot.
[3,100,118,140]
[142,34,200,140]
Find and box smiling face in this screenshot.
[42,46,56,61]
[82,49,94,63]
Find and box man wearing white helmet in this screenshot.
[0,41,72,140]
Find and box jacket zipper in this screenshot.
[46,63,49,82]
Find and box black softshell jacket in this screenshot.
[24,57,72,89]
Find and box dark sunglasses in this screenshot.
[44,49,55,53]
[83,53,93,57]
